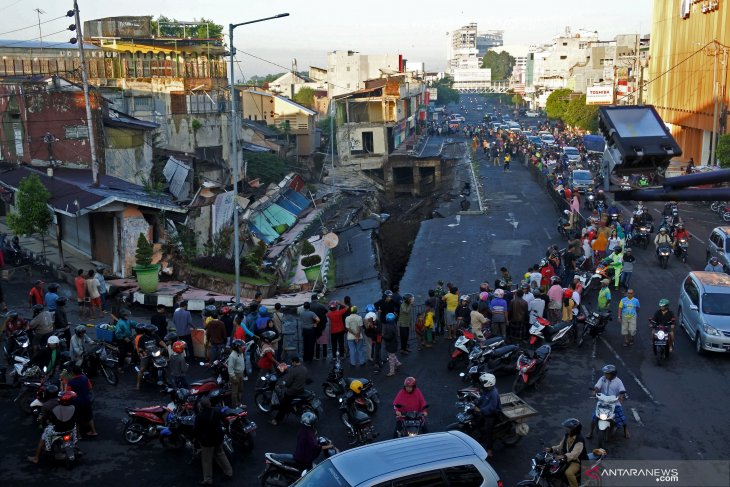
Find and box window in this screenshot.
[684,278,699,306]
[362,131,374,153]
[186,93,217,114]
[133,96,153,111]
[560,55,567,60]
[346,66,350,72]
[292,459,352,487]
[170,93,186,115]
[392,469,445,487]
[64,125,89,139]
[702,293,730,316]
[562,42,568,46]
[444,465,485,486]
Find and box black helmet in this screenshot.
[209,389,223,405]
[164,332,178,343]
[231,339,245,349]
[144,323,158,334]
[203,304,218,317]
[47,283,59,292]
[601,364,617,376]
[119,308,131,318]
[562,418,582,435]
[44,384,60,400]
[300,411,317,427]
[261,330,276,343]
[74,324,87,335]
[56,297,67,306]
[32,304,44,314]
[7,311,18,320]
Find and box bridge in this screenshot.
[452,80,512,94]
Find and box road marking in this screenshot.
[599,336,661,405]
[447,215,461,227]
[544,227,551,239]
[491,258,497,275]
[592,338,597,360]
[631,407,644,426]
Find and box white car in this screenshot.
[525,111,540,117]
[541,134,556,146]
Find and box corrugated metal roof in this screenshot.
[241,142,273,153]
[163,157,191,200]
[104,109,159,130]
[275,188,310,216]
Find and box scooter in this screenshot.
[448,329,478,371]
[584,189,595,210]
[517,447,608,487]
[577,308,611,347]
[338,394,378,445]
[221,404,257,453]
[395,405,429,438]
[134,344,168,387]
[529,317,575,348]
[593,392,624,448]
[260,437,338,486]
[649,319,672,366]
[322,352,379,413]
[43,428,82,467]
[446,394,528,447]
[657,244,671,269]
[674,237,689,264]
[254,369,324,420]
[466,336,507,369]
[634,224,652,249]
[3,329,30,365]
[513,345,551,394]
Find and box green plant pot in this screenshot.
[303,264,321,282]
[134,264,160,293]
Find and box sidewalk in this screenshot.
[0,217,100,285]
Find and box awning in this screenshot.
[248,203,297,243]
[276,189,310,216]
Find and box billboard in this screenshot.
[428,87,438,101]
[586,86,613,105]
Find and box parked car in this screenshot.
[570,169,594,193]
[678,271,730,354]
[293,431,502,487]
[525,110,540,117]
[527,136,544,147]
[540,134,556,146]
[706,227,730,273]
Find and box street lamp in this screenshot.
[229,13,289,304]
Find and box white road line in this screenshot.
[599,336,661,405]
[491,258,497,275]
[631,407,644,426]
[591,338,597,360]
[544,227,552,240]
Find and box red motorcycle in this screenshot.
[122,389,195,445]
[187,356,231,403]
[221,404,257,452]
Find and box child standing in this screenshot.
[423,304,435,348]
[415,312,425,351]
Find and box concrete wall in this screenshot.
[120,205,150,277]
[336,123,389,169]
[104,127,154,186]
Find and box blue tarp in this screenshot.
[583,135,606,153]
[276,189,310,216]
[249,203,297,243]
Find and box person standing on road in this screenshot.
[597,279,612,312]
[172,301,196,360]
[489,289,509,339]
[547,277,563,324]
[94,268,108,312]
[528,288,546,326]
[205,313,227,363]
[508,289,529,341]
[398,294,414,354]
[704,256,724,272]
[66,364,98,437]
[619,289,640,347]
[227,340,246,405]
[326,301,348,359]
[470,302,488,337]
[382,313,401,377]
[619,248,635,290]
[298,302,319,363]
[309,294,328,345]
[194,397,233,485]
[442,286,459,340]
[345,306,365,367]
[28,280,44,308]
[85,270,102,318]
[503,152,511,172]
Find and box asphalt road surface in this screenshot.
[1,95,729,487]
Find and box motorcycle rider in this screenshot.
[294,412,335,471]
[662,201,678,218]
[672,224,690,253]
[29,334,62,376]
[270,356,308,426]
[605,201,620,222]
[70,325,93,367]
[28,304,54,353]
[134,323,166,390]
[587,364,629,439]
[654,227,672,258]
[473,373,501,458]
[27,390,77,464]
[705,256,725,272]
[393,376,428,435]
[651,299,676,352]
[545,418,588,487]
[2,311,28,359]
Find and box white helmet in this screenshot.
[47,335,60,345]
[479,373,496,388]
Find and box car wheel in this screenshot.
[695,332,706,356]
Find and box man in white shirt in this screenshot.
[528,289,546,325]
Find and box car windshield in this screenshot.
[293,460,352,487]
[702,293,730,316]
[564,148,579,154]
[574,172,592,180]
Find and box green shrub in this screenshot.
[301,240,315,255]
[135,233,153,267]
[301,255,322,268]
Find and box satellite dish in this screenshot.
[323,232,339,249]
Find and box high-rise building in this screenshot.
[327,50,402,97]
[446,23,503,91]
[477,30,505,59]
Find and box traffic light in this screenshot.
[598,105,682,176]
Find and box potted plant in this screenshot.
[133,233,160,293]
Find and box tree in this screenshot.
[293,87,315,109]
[245,152,290,184]
[151,16,223,39]
[545,89,574,120]
[7,173,53,254]
[562,95,599,132]
[135,233,154,267]
[431,76,460,106]
[481,51,516,80]
[512,94,524,106]
[717,134,730,168]
[318,116,337,152]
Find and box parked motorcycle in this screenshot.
[254,370,323,420]
[513,345,551,394]
[187,357,231,404]
[260,436,338,487]
[649,319,672,366]
[674,237,689,263]
[465,335,507,369]
[446,390,529,446]
[3,329,30,365]
[221,404,257,452]
[529,317,575,348]
[448,329,478,370]
[395,405,428,438]
[122,388,194,445]
[322,353,379,413]
[657,244,671,269]
[338,394,377,445]
[577,308,611,347]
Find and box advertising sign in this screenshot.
[586,86,613,105]
[428,87,438,101]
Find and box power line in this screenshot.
[0,27,76,48]
[0,13,68,37]
[0,0,23,13]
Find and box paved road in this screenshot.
[1,95,729,487]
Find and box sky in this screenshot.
[0,0,653,79]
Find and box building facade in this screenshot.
[648,1,727,165]
[326,50,402,97]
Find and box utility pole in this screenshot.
[228,13,289,304]
[73,0,99,186]
[34,8,45,51]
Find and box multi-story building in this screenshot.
[446,23,503,91]
[327,50,402,98]
[477,30,505,61]
[648,1,728,165]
